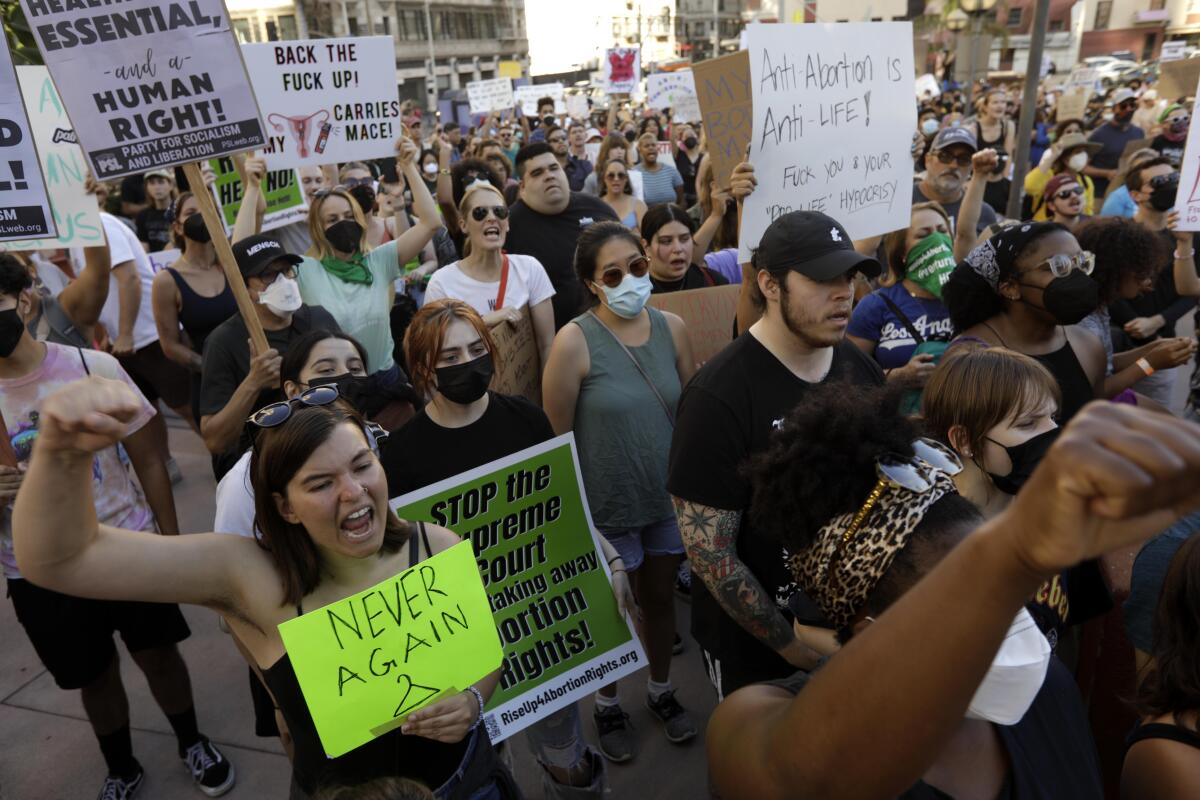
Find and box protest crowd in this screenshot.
[7,5,1200,800]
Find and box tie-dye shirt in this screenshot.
[1,343,156,579]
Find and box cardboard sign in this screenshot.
[738,23,917,261]
[392,436,646,742]
[467,78,515,115]
[604,47,641,95]
[1159,58,1200,101]
[0,38,54,240]
[1172,73,1200,230]
[1056,87,1090,124]
[489,307,541,406]
[278,541,501,758]
[4,65,102,250]
[241,37,399,170]
[21,0,266,180]
[647,71,701,122]
[647,284,740,367]
[209,156,307,233]
[914,73,940,99]
[515,84,565,117]
[692,50,752,192]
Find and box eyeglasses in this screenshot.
[934,150,972,168]
[596,255,649,289]
[470,205,509,221]
[1028,250,1095,278]
[340,177,375,188]
[605,172,627,181]
[1054,186,1085,200]
[258,265,297,285]
[249,385,389,448]
[839,439,963,546]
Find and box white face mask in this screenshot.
[258,275,303,316]
[965,608,1051,725]
[423,162,438,176]
[1067,152,1088,172]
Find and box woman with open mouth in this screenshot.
[640,204,729,294]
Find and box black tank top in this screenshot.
[976,119,1009,155]
[165,266,237,355]
[1126,721,1200,751]
[260,524,468,795]
[1030,337,1094,423]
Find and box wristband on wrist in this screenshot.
[1137,357,1155,377]
[466,686,485,730]
[1175,248,1195,260]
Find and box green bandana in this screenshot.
[905,232,956,299]
[319,253,373,285]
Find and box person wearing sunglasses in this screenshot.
[542,221,698,761]
[913,127,1000,237]
[598,158,647,231]
[14,376,519,800]
[700,383,1200,799]
[1024,131,1102,221]
[423,182,556,368]
[1041,173,1088,230]
[1083,87,1145,197]
[1150,103,1190,167]
[338,161,391,249]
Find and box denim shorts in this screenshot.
[598,516,685,572]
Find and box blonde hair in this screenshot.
[306,189,371,259]
[456,182,506,258]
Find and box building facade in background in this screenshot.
[675,0,744,61]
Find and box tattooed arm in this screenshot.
[674,497,819,669]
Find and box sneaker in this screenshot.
[180,736,235,797]
[674,562,691,601]
[646,689,697,744]
[593,703,636,763]
[97,762,143,800]
[672,633,685,655]
[166,457,183,485]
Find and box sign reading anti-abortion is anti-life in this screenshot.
[241,37,400,170]
[0,38,55,241]
[1171,74,1200,231]
[20,0,266,180]
[738,22,916,261]
[392,435,646,743]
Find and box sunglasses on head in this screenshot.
[471,204,509,221]
[1054,186,1085,200]
[934,150,972,168]
[596,255,649,289]
[248,385,389,448]
[341,177,374,188]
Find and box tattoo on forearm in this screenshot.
[673,497,794,651]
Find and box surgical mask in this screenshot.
[1066,152,1088,172]
[435,353,494,404]
[965,608,1051,725]
[1149,173,1180,212]
[599,272,652,319]
[258,275,303,316]
[423,162,438,176]
[986,427,1058,495]
[324,219,363,253]
[904,232,956,299]
[183,212,211,243]
[921,118,940,136]
[0,308,24,358]
[683,136,698,150]
[1021,270,1100,326]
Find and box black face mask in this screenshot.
[542,115,556,127]
[183,212,211,243]
[683,136,698,150]
[348,185,376,216]
[0,308,25,358]
[324,219,363,253]
[986,428,1058,495]
[435,353,494,405]
[308,371,417,419]
[624,129,637,143]
[1020,270,1100,326]
[1149,173,1180,212]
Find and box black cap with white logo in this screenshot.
[231,235,303,278]
[754,211,881,281]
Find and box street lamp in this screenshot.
[956,0,999,111]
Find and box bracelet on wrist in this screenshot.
[607,554,622,566]
[1175,248,1195,260]
[466,686,485,730]
[1137,357,1156,377]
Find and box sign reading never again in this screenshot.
[0,37,55,241]
[277,541,501,758]
[392,436,645,742]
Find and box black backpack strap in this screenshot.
[877,292,925,346]
[77,347,91,375]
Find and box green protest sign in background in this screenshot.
[277,540,501,758]
[392,435,645,742]
[208,157,307,233]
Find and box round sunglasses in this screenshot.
[596,255,649,289]
[471,205,509,222]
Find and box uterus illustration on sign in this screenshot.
[267,110,332,158]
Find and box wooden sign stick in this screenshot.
[181,161,269,355]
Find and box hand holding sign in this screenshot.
[396,136,419,168]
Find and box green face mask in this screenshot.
[905,231,956,299]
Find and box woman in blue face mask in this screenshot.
[541,221,698,762]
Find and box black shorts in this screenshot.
[248,666,280,738]
[7,577,191,690]
[119,340,191,410]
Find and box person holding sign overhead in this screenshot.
[12,379,517,799]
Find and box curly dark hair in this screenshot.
[1135,534,1200,725]
[1074,217,1166,305]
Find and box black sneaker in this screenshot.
[646,689,697,744]
[97,762,143,800]
[674,562,692,601]
[180,736,235,797]
[593,703,636,763]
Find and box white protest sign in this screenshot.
[1065,68,1101,92]
[648,71,701,122]
[515,84,565,117]
[1172,73,1200,230]
[915,73,941,99]
[565,93,589,120]
[1162,41,1187,63]
[20,0,266,181]
[148,248,180,274]
[4,66,104,250]
[242,37,399,170]
[739,22,916,261]
[603,47,641,95]
[467,77,515,115]
[0,48,56,242]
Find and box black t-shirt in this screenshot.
[505,192,618,330]
[136,206,173,252]
[381,392,555,497]
[675,150,700,207]
[650,264,729,293]
[1109,230,1197,346]
[1150,134,1186,167]
[912,182,999,236]
[765,656,1103,799]
[666,334,884,686]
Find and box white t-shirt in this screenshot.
[214,449,255,538]
[93,212,161,351]
[423,253,556,315]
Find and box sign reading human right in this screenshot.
[738,22,916,260]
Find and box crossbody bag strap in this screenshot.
[877,292,926,346]
[585,310,674,427]
[495,253,511,311]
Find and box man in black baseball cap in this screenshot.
[198,235,339,479]
[915,126,999,235]
[667,210,886,698]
